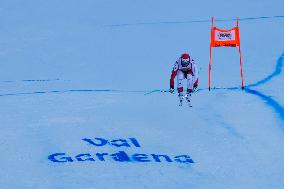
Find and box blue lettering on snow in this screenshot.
[110,151,131,162]
[151,154,173,162]
[132,154,150,162]
[174,155,194,163]
[82,138,108,146]
[111,139,131,147]
[96,153,108,161]
[48,153,73,163]
[82,137,141,148]
[48,137,194,165]
[129,138,141,147]
[76,154,95,162]
[48,151,194,164]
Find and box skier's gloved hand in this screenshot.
[169,88,175,93]
[193,79,198,92]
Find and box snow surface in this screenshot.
[0,0,284,188]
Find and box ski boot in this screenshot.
[178,92,183,106]
[185,92,192,107]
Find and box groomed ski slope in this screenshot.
[0,0,284,189]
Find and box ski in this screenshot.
[144,89,170,95]
[144,88,202,96]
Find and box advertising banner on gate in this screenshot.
[211,27,240,47]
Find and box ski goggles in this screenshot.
[181,58,190,66]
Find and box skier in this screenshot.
[169,53,198,106]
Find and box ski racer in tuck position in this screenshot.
[169,53,198,106]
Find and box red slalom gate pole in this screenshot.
[238,46,245,90]
[209,46,212,91]
[209,17,214,91]
[237,17,245,90]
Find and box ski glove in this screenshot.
[193,79,198,91]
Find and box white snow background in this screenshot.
[0,0,284,188]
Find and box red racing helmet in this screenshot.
[181,53,190,66]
